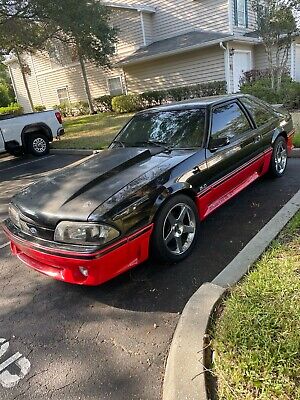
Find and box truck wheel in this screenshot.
[27,134,50,157]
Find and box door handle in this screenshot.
[253,134,262,144]
[192,166,200,174]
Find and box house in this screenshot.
[4,0,300,112]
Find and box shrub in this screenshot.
[0,102,23,116]
[240,72,300,109]
[112,94,143,113]
[0,83,13,107]
[140,90,167,107]
[108,81,227,114]
[52,103,72,117]
[94,95,114,112]
[73,101,90,116]
[34,105,46,112]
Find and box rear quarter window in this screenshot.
[242,98,276,127]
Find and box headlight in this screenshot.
[54,221,120,246]
[8,204,21,228]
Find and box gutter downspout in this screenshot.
[220,41,232,94]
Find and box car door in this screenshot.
[241,97,279,153]
[199,100,260,218]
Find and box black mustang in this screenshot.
[3,94,295,285]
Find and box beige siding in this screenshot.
[254,44,291,72]
[294,41,300,82]
[35,64,86,107]
[111,9,144,58]
[85,64,125,98]
[125,46,225,93]
[107,0,229,41]
[142,12,154,45]
[9,55,44,112]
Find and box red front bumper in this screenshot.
[3,224,153,286]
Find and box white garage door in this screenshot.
[295,45,300,82]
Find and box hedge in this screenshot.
[240,70,300,110]
[112,81,226,113]
[34,105,46,112]
[0,102,23,116]
[51,81,227,116]
[94,95,114,112]
[112,94,143,113]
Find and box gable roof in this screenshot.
[117,30,234,66]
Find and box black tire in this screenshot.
[27,133,50,157]
[269,136,288,178]
[151,194,200,263]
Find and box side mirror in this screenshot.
[209,136,230,152]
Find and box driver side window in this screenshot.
[211,102,252,141]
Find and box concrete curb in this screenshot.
[50,148,99,156]
[291,148,300,158]
[163,188,300,400]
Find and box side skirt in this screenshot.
[196,149,273,220]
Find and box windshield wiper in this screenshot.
[133,140,171,152]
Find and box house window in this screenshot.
[57,87,70,105]
[234,0,248,27]
[107,77,124,96]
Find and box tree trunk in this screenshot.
[78,53,95,114]
[16,51,34,112]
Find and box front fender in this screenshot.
[150,182,197,222]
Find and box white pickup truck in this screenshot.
[0,110,64,157]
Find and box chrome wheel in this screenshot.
[275,142,287,175]
[163,203,196,255]
[32,137,47,154]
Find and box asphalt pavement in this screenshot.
[0,153,299,400]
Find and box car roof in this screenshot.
[137,94,249,113]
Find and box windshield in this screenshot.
[115,109,206,149]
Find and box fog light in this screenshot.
[79,266,89,277]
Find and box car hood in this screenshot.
[12,148,194,227]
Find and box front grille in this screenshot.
[8,204,54,241]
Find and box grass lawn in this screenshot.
[52,111,300,150]
[52,112,133,150]
[212,211,300,400]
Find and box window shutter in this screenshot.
[234,0,238,25]
[245,0,249,28]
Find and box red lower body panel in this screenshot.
[196,148,272,220]
[287,130,295,156]
[5,225,153,286]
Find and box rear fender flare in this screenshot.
[21,123,52,150]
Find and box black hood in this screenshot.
[13,148,193,227]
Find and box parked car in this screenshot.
[0,110,64,157]
[2,94,295,286]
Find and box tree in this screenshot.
[251,0,300,91]
[0,57,14,106]
[0,0,117,113]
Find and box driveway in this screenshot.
[0,154,300,400]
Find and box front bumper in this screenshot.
[3,222,153,286]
